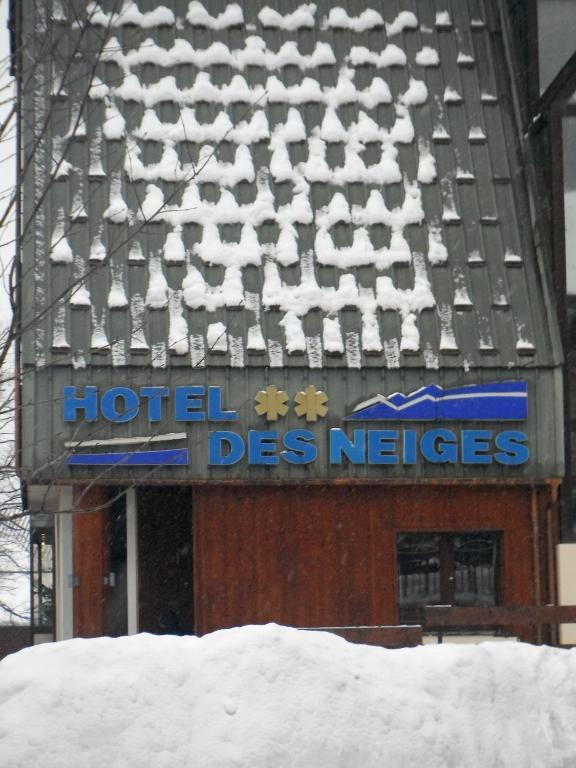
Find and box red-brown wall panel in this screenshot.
[72,486,109,638]
[193,484,550,639]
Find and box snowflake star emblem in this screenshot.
[294,386,329,422]
[254,385,289,421]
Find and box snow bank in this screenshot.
[1,625,576,768]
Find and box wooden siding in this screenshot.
[72,486,109,638]
[193,484,555,642]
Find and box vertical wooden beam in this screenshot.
[126,488,138,636]
[72,486,109,638]
[531,485,543,643]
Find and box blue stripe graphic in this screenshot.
[346,382,528,421]
[67,449,189,466]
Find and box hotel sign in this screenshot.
[62,381,529,469]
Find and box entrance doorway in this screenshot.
[137,487,194,635]
[397,532,501,624]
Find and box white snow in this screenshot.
[87,1,175,28]
[417,140,437,183]
[258,4,316,30]
[50,210,73,263]
[347,45,406,68]
[322,7,384,33]
[385,11,418,36]
[415,46,440,66]
[186,2,243,29]
[207,321,228,353]
[435,11,452,27]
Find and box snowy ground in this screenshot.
[1,624,576,768]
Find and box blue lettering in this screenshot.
[101,387,139,423]
[494,431,530,465]
[208,431,244,465]
[174,386,205,421]
[140,387,168,422]
[330,429,365,464]
[248,431,279,465]
[462,430,493,465]
[281,429,317,464]
[63,386,98,422]
[403,430,417,464]
[207,387,238,421]
[420,429,457,464]
[368,430,399,465]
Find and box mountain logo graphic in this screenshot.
[346,381,528,421]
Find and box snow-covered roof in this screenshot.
[21,0,562,371]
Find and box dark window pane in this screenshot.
[397,532,500,625]
[397,533,441,623]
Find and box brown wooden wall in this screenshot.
[193,484,555,641]
[72,486,109,638]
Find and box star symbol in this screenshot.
[294,386,328,422]
[254,385,289,421]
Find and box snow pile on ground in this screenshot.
[1,624,576,767]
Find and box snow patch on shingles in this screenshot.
[417,140,436,183]
[151,342,167,368]
[438,304,458,351]
[279,311,306,354]
[69,256,91,307]
[52,302,69,349]
[109,69,398,110]
[111,339,126,367]
[50,209,73,263]
[322,7,383,32]
[267,339,284,367]
[400,78,428,106]
[87,0,175,28]
[504,250,523,265]
[384,338,400,368]
[90,232,106,262]
[415,47,439,66]
[130,294,149,351]
[146,254,169,309]
[168,291,189,355]
[258,4,316,30]
[103,173,130,224]
[51,135,73,178]
[427,227,448,265]
[108,266,128,309]
[435,11,452,28]
[376,254,434,352]
[125,141,255,186]
[347,45,406,68]
[386,11,418,36]
[105,36,335,73]
[103,100,126,140]
[207,322,228,353]
[186,2,243,29]
[423,343,439,369]
[90,308,109,351]
[190,334,206,368]
[453,268,473,308]
[133,108,269,145]
[163,227,186,264]
[444,86,462,104]
[323,316,344,354]
[229,336,245,367]
[306,335,323,368]
[245,292,266,352]
[88,129,105,177]
[515,323,535,352]
[345,332,362,368]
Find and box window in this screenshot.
[397,532,500,625]
[31,528,53,632]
